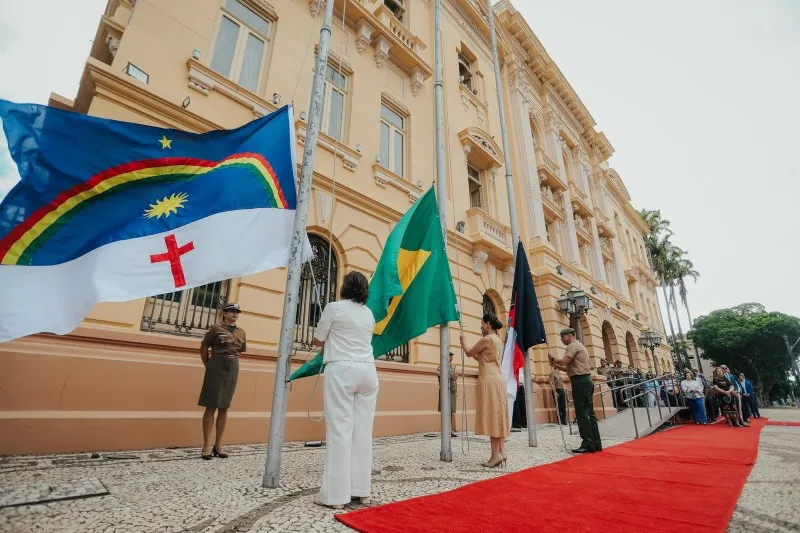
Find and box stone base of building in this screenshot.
[1,330,578,455]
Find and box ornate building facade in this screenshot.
[0,0,671,454]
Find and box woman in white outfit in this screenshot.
[312,271,378,510]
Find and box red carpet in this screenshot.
[336,418,768,533]
[766,421,800,426]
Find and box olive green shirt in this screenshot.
[564,340,591,378]
[202,324,247,358]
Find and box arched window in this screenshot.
[482,293,496,317]
[295,234,338,349]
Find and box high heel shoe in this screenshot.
[481,454,505,468]
[212,445,228,459]
[201,447,213,460]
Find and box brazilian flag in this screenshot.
[290,187,459,380]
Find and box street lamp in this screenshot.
[638,328,662,373]
[556,286,592,342]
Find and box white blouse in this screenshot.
[314,300,376,364]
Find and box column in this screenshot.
[508,87,547,242]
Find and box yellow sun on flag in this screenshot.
[144,192,189,219]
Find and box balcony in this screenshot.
[459,127,503,169]
[466,208,513,261]
[536,148,564,190]
[540,185,564,220]
[569,182,593,218]
[574,216,593,244]
[634,257,658,284]
[334,0,433,86]
[595,209,615,238]
[600,236,614,261]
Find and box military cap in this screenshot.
[560,327,576,336]
[223,302,241,313]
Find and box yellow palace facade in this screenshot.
[0,0,672,454]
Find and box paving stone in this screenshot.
[0,409,797,532]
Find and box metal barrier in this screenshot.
[553,374,690,448]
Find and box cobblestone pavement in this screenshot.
[0,425,615,533]
[728,408,800,533]
[1,408,796,533]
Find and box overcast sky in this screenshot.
[1,1,798,327]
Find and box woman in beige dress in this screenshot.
[460,313,510,468]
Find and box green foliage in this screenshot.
[690,303,800,403]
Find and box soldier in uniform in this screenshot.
[438,351,459,437]
[198,303,246,460]
[549,328,602,453]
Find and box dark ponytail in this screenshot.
[482,313,503,331]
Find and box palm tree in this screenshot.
[641,209,692,370]
[674,256,701,368]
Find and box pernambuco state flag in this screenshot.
[0,100,310,342]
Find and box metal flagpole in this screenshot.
[434,0,453,462]
[263,0,335,488]
[486,0,536,446]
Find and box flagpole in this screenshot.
[433,0,453,462]
[263,0,335,488]
[486,0,537,446]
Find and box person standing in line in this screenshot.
[198,302,246,460]
[550,369,567,425]
[740,373,761,418]
[512,368,528,430]
[312,272,379,510]
[738,373,756,420]
[438,351,458,437]
[460,313,510,468]
[549,328,602,454]
[680,369,708,424]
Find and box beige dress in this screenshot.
[474,333,510,438]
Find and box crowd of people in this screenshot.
[592,359,762,428]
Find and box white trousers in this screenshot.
[318,360,379,506]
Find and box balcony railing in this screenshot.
[536,148,564,189]
[374,5,423,54]
[569,182,593,218]
[466,207,512,257]
[595,209,615,237]
[540,186,564,219]
[575,219,593,243]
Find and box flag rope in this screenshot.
[301,0,350,425]
[290,3,322,105]
[444,128,470,457]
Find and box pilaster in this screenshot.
[508,86,547,242]
[556,139,580,264]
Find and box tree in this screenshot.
[690,303,800,404]
[641,209,700,371]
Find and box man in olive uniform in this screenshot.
[438,351,458,437]
[550,369,567,425]
[198,303,247,460]
[549,328,602,453]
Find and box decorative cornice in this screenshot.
[76,58,219,132]
[186,59,275,118]
[296,121,360,172]
[381,90,410,117]
[372,164,422,203]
